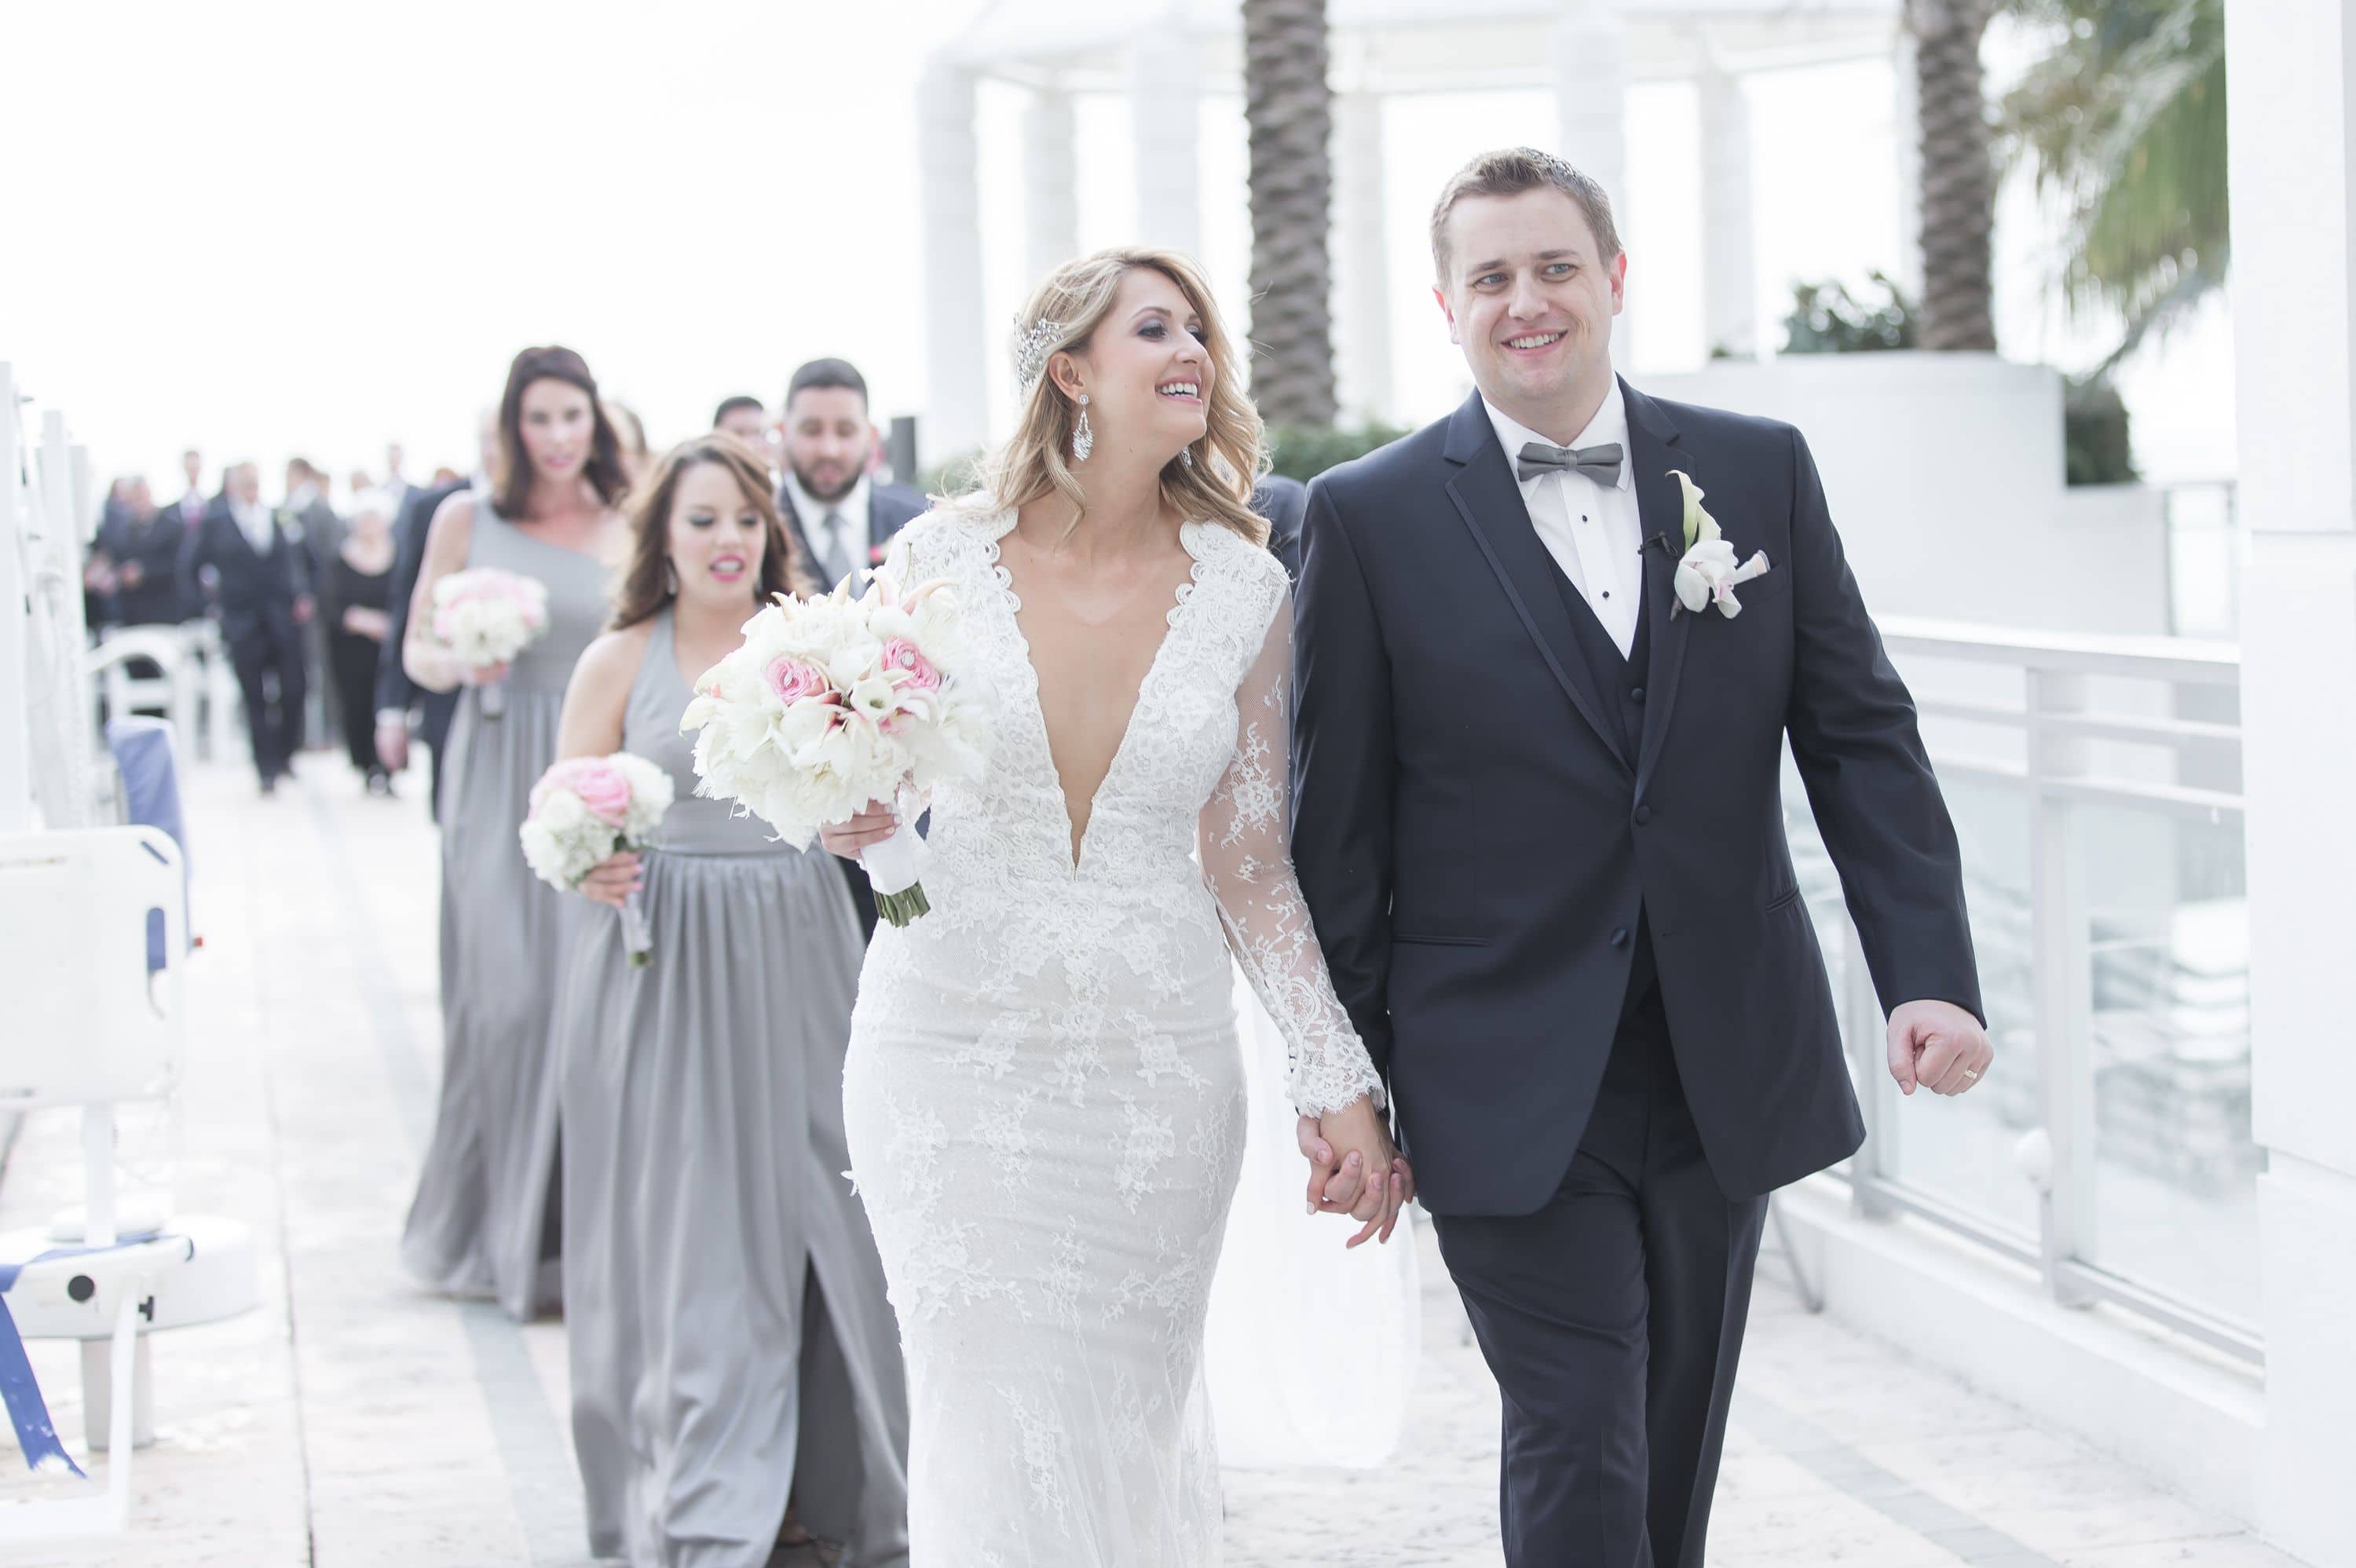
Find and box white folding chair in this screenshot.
[0,826,254,1541]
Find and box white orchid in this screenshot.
[1666,469,1772,619]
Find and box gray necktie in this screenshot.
[817,509,853,586]
[1516,440,1624,488]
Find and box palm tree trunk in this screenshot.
[1243,0,1337,426]
[1910,0,1999,351]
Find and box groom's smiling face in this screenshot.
[1435,188,1626,440]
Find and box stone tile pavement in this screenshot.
[0,759,2314,1566]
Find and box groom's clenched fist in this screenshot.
[1886,999,1993,1097]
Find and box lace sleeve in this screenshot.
[1200,585,1386,1117]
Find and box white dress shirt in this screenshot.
[230,498,277,555]
[1485,384,1644,657]
[783,470,872,587]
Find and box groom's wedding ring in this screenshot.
[1961,1067,1980,1082]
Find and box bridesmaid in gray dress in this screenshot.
[551,433,909,1568]
[398,345,635,1318]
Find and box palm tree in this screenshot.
[1908,0,2001,350]
[1241,0,1337,426]
[1999,0,2227,375]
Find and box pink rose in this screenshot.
[536,758,630,828]
[765,656,834,706]
[880,637,941,691]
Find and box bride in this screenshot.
[822,246,1411,1565]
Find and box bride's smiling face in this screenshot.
[1053,267,1212,465]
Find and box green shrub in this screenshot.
[1263,422,1411,483]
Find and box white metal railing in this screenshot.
[1790,615,2258,1364]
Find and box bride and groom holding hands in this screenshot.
[825,144,1989,1566]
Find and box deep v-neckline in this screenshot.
[986,512,1208,876]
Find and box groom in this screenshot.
[1291,148,1991,1566]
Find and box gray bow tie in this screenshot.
[1516,440,1623,488]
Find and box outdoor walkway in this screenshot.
[0,759,2314,1566]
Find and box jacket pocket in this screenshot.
[1763,884,1804,916]
[1392,931,1491,948]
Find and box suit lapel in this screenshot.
[1626,379,1691,791]
[1439,392,1632,773]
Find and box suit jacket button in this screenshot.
[1610,927,1630,948]
[1630,685,1646,704]
[1633,805,1652,826]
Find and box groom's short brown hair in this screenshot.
[1429,148,1622,278]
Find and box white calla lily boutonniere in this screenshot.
[1666,470,1772,619]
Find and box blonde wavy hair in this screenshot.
[946,247,1269,546]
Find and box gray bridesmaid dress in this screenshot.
[560,609,909,1568]
[400,506,613,1318]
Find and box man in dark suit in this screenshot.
[775,357,927,935]
[375,474,470,819]
[1292,149,1992,1568]
[777,359,927,590]
[179,462,313,792]
[165,449,213,620]
[93,477,186,627]
[1251,473,1308,583]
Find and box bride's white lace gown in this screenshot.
[843,506,1384,1566]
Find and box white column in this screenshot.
[0,364,28,831]
[1129,23,1202,256]
[2226,3,2356,1565]
[1697,60,1758,359]
[1331,92,1394,424]
[1552,1,1633,365]
[1022,87,1078,284]
[917,59,989,463]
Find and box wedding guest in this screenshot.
[95,476,185,627]
[775,359,924,591]
[287,457,346,745]
[177,462,313,793]
[168,449,210,618]
[554,433,908,1568]
[712,393,769,452]
[325,497,398,792]
[398,345,630,1318]
[605,398,651,485]
[377,410,499,817]
[382,440,416,523]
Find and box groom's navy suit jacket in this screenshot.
[1293,381,1981,1214]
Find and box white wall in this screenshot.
[1642,353,2171,636]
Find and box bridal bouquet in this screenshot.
[519,753,674,966]
[431,567,550,718]
[679,571,988,926]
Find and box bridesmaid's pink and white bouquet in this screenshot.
[679,570,988,927]
[431,568,550,718]
[519,752,675,966]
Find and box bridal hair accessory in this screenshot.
[1073,393,1094,463]
[1015,316,1070,391]
[1663,470,1771,619]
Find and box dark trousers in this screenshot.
[1432,985,1769,1568]
[229,620,307,783]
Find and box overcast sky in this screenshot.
[2,1,2228,502]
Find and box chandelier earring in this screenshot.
[1072,393,1094,463]
[1179,445,1194,470]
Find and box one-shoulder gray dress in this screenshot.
[560,609,909,1568]
[400,506,612,1318]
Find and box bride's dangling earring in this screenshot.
[1073,393,1094,463]
[1180,446,1194,470]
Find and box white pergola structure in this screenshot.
[919,0,1904,458]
